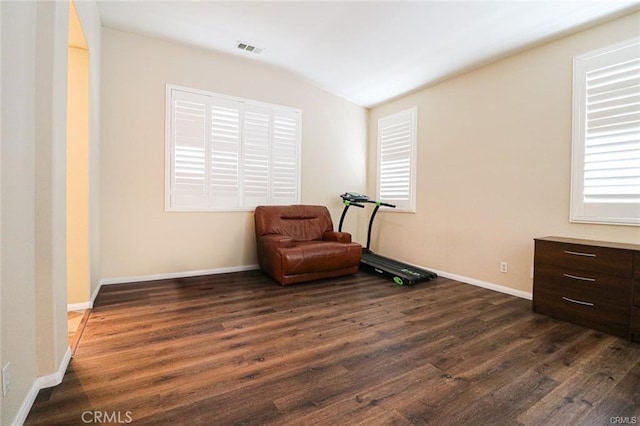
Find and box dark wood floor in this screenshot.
[26,271,640,425]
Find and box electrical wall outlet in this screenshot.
[500,262,508,273]
[2,363,10,397]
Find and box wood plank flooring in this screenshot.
[67,310,90,356]
[26,271,640,425]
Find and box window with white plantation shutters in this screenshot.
[166,85,301,211]
[571,37,640,226]
[377,108,417,212]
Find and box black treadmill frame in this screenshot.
[339,193,437,286]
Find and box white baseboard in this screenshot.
[67,278,103,312]
[429,267,532,300]
[12,347,72,426]
[37,347,72,389]
[67,301,92,311]
[99,264,260,286]
[12,379,39,426]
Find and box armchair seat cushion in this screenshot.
[279,241,361,275]
[254,205,361,285]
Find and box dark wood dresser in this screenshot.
[533,236,640,341]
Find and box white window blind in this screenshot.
[571,37,640,226]
[209,97,242,209]
[377,108,417,212]
[166,85,301,211]
[272,108,300,202]
[171,91,207,209]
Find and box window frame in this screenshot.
[570,37,640,226]
[376,107,418,213]
[165,84,302,212]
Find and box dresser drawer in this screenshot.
[635,253,640,279]
[534,263,631,306]
[534,288,630,338]
[534,240,633,277]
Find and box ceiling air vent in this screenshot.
[236,41,263,54]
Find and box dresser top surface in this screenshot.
[535,236,640,252]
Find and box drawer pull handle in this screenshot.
[563,273,596,282]
[562,296,594,307]
[563,250,596,257]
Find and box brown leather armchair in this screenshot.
[254,205,361,285]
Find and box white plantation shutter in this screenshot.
[210,98,242,209]
[166,85,301,211]
[272,108,300,204]
[377,108,417,212]
[170,90,207,209]
[243,104,271,207]
[571,38,640,225]
[584,53,640,202]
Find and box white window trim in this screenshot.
[165,84,302,212]
[376,107,418,213]
[570,37,640,226]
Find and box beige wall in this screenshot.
[368,12,640,295]
[74,0,102,306]
[0,4,3,425]
[1,1,69,421]
[1,2,39,421]
[100,28,367,281]
[67,45,90,305]
[34,0,69,385]
[1,1,101,423]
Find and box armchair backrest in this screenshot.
[254,205,334,241]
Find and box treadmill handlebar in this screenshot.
[376,201,396,209]
[343,201,365,208]
[340,192,396,209]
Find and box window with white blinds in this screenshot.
[166,85,301,211]
[377,108,417,212]
[571,37,640,226]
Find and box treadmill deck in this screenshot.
[360,249,437,286]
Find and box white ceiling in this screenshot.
[97,1,640,107]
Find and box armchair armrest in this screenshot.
[257,234,294,262]
[322,231,352,244]
[259,234,295,250]
[256,234,295,283]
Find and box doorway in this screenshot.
[66,0,90,345]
